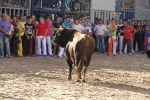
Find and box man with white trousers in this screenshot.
[118,20,127,53]
[46,16,53,56]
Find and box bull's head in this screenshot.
[52,26,66,47]
[52,26,77,48]
[54,26,64,35]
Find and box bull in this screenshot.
[53,27,95,82]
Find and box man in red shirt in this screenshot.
[121,20,134,54]
[36,17,48,57]
[11,15,18,55]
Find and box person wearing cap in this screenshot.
[0,13,12,58]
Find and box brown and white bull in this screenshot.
[53,27,95,82]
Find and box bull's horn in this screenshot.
[54,27,64,32]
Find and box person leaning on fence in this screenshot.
[15,16,25,57]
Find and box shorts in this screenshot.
[130,37,134,45]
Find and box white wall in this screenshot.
[91,0,116,11]
[90,0,116,23]
[134,0,150,20]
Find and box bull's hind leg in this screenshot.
[82,56,92,82]
[82,66,87,82]
[76,57,84,82]
[67,58,73,80]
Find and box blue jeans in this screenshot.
[0,36,4,56]
[4,36,11,56]
[96,35,106,53]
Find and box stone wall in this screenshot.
[135,9,150,20]
[134,0,150,20]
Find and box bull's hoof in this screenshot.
[68,77,72,80]
[82,80,86,83]
[76,79,81,82]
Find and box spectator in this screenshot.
[83,21,92,35]
[24,16,35,56]
[84,17,91,27]
[74,18,84,33]
[53,16,61,55]
[146,41,150,58]
[92,18,98,52]
[105,20,110,52]
[36,16,47,57]
[62,16,72,28]
[11,15,18,55]
[121,21,134,54]
[94,19,107,54]
[0,13,12,58]
[142,20,150,54]
[118,20,127,54]
[133,21,142,52]
[16,16,25,57]
[46,16,53,56]
[70,19,75,28]
[107,19,118,56]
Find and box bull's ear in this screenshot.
[54,26,64,32]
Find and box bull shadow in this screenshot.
[89,79,150,95]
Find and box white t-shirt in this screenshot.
[94,24,107,36]
[9,24,14,35]
[74,24,84,33]
[83,26,92,33]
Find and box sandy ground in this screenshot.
[0,53,150,100]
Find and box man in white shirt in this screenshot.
[94,19,107,53]
[74,18,84,33]
[83,21,92,35]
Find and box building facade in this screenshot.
[116,0,150,20]
[116,0,135,20]
[90,0,116,23]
